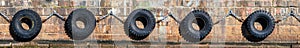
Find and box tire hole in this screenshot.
[135,20,144,29]
[254,18,267,31]
[76,20,85,29]
[20,17,32,30]
[21,23,30,30]
[254,22,263,31]
[192,23,200,30]
[135,16,147,29]
[192,18,205,31]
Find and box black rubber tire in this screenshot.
[124,9,155,40]
[9,9,42,42]
[242,10,275,42]
[242,18,264,42]
[179,10,212,42]
[65,9,96,40]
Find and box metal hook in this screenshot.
[156,10,168,23]
[0,12,10,22]
[276,10,300,23]
[213,10,244,25]
[97,9,125,24]
[156,8,181,23]
[290,10,300,22]
[42,9,65,23]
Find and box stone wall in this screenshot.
[0,0,299,43]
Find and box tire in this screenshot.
[65,9,96,40]
[241,18,264,42]
[9,9,42,42]
[179,10,212,42]
[241,10,275,42]
[124,9,155,40]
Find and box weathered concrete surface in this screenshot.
[0,40,298,48]
[0,0,298,47]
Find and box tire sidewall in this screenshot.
[10,9,42,41]
[65,9,96,40]
[124,9,155,40]
[179,10,212,42]
[247,11,274,39]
